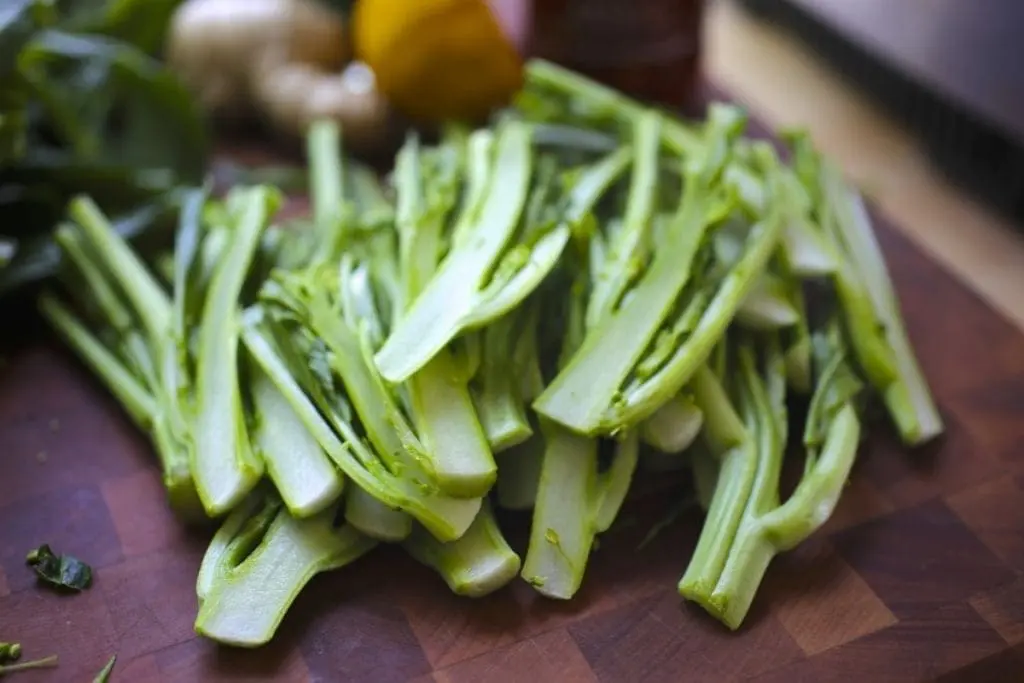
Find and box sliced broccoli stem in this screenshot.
[690,443,720,512]
[196,493,278,602]
[305,289,431,476]
[67,196,171,345]
[195,504,377,647]
[691,364,747,454]
[586,110,661,328]
[736,272,799,330]
[344,486,413,541]
[53,224,157,389]
[591,430,640,533]
[822,167,942,444]
[473,311,534,452]
[521,421,598,599]
[404,501,520,597]
[523,59,701,154]
[640,393,704,454]
[375,121,534,382]
[533,106,746,436]
[39,292,205,521]
[241,318,479,541]
[680,332,862,630]
[708,403,860,629]
[495,430,545,511]
[250,364,344,518]
[390,131,505,495]
[308,120,346,246]
[406,352,497,496]
[610,207,785,431]
[193,186,279,515]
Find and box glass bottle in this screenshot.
[529,0,706,108]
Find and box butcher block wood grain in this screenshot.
[3,89,1024,683]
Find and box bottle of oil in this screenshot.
[529,0,706,108]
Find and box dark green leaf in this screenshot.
[59,0,186,56]
[23,29,207,176]
[25,543,93,591]
[0,190,178,295]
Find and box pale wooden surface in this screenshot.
[704,0,1024,331]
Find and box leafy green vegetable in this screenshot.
[0,0,206,295]
[25,543,92,591]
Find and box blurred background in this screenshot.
[2,0,1022,328]
[703,0,1024,331]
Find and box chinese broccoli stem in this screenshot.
[680,333,862,629]
[404,501,520,597]
[822,165,942,444]
[192,186,280,515]
[250,363,344,518]
[495,431,545,511]
[473,308,534,452]
[196,502,376,647]
[375,121,534,382]
[241,316,479,542]
[344,486,412,541]
[640,393,704,454]
[533,105,748,436]
[521,420,598,598]
[523,59,702,154]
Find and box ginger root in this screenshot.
[166,0,392,150]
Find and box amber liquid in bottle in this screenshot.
[529,0,705,109]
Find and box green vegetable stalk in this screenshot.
[240,313,480,542]
[195,495,376,647]
[533,104,781,437]
[92,654,117,683]
[787,133,942,445]
[521,253,640,599]
[250,362,345,518]
[392,132,497,496]
[40,196,205,521]
[192,186,280,516]
[404,501,520,597]
[679,330,862,629]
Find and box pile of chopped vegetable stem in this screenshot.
[37,59,943,646]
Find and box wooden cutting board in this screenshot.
[2,95,1024,683]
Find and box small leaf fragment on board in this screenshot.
[0,643,21,662]
[93,655,117,683]
[25,544,93,592]
[0,654,59,676]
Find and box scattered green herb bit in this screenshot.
[25,544,92,592]
[92,654,116,683]
[0,643,21,662]
[0,654,58,676]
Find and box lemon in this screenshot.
[352,0,523,123]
